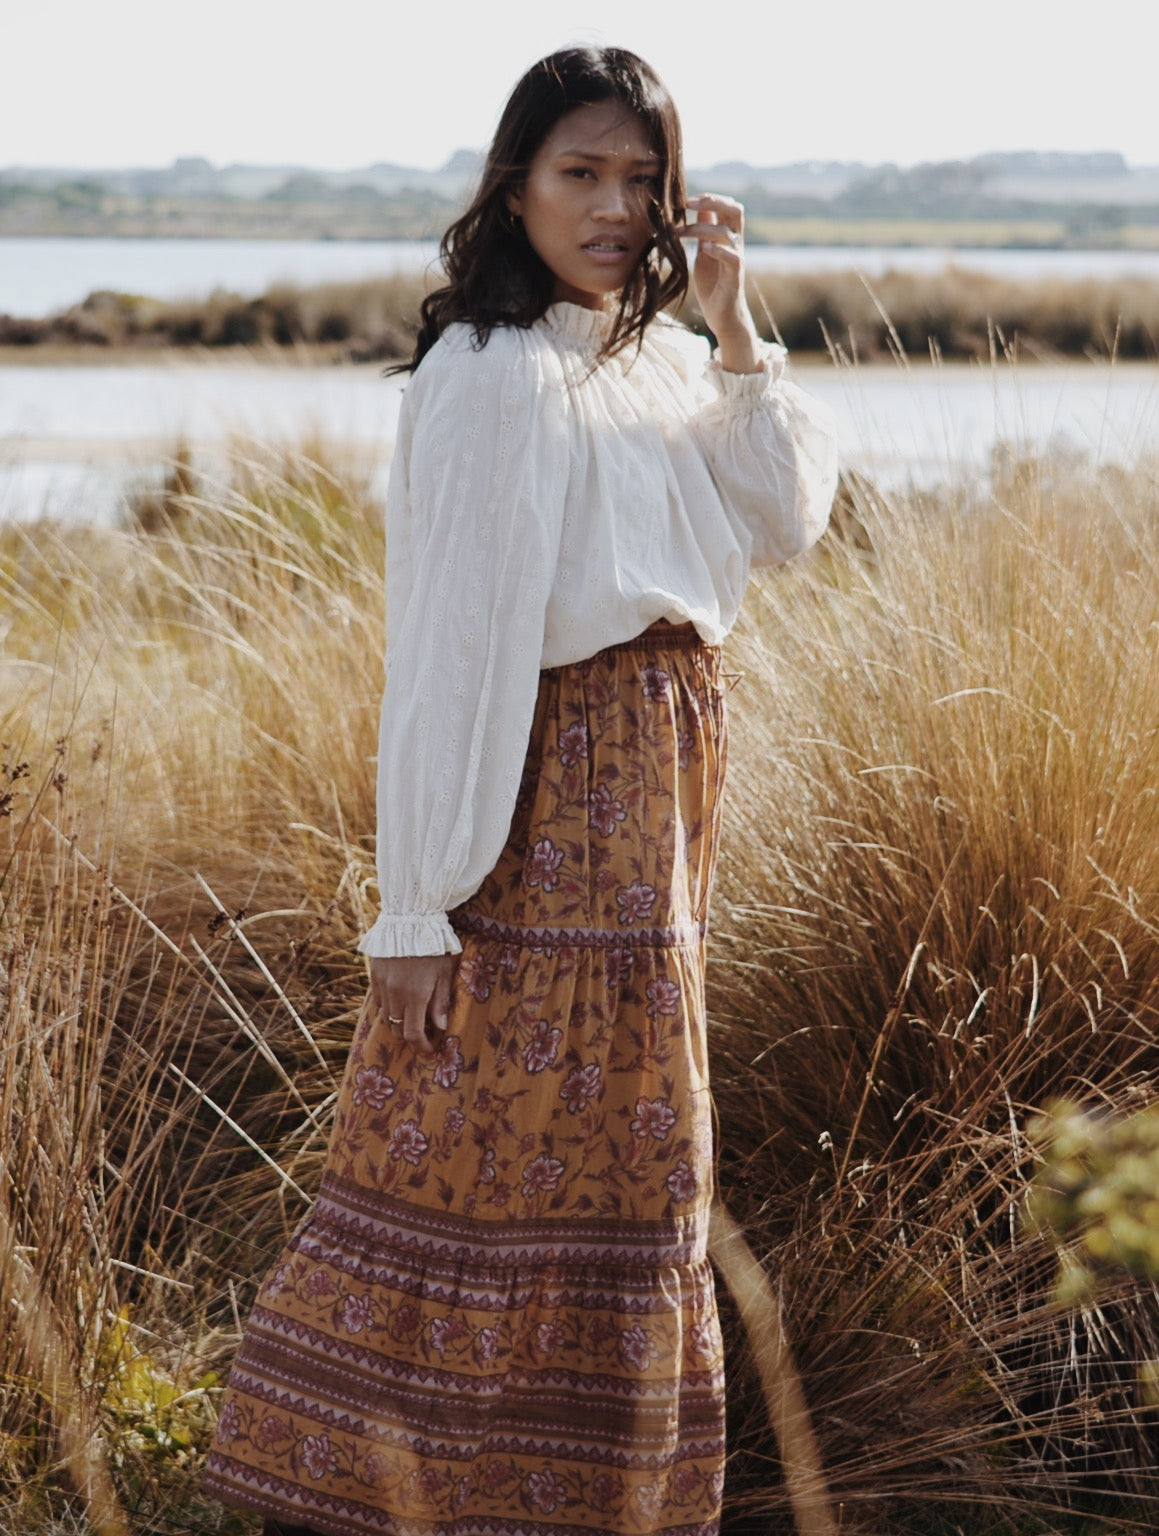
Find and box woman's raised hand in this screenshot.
[368,954,457,1056]
[683,193,762,375]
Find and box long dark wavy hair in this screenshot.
[399,47,689,373]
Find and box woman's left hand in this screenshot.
[684,193,762,374]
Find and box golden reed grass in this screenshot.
[5,265,1159,361]
[707,450,1159,1531]
[2,425,1158,1533]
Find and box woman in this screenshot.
[204,45,837,1536]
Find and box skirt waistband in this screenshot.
[599,619,707,656]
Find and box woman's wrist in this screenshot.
[713,318,763,376]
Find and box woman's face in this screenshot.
[507,101,661,310]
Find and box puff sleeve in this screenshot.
[357,326,570,958]
[655,322,839,568]
[698,343,838,566]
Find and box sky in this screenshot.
[4,0,1159,172]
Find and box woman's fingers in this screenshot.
[684,223,742,256]
[368,953,456,1054]
[368,958,392,1023]
[686,192,744,229]
[432,968,452,1033]
[686,194,743,264]
[686,193,758,354]
[684,192,745,288]
[404,997,436,1055]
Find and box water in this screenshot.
[1,238,442,319]
[4,237,1159,320]
[3,355,1157,525]
[0,358,406,523]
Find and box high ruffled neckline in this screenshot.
[540,301,615,344]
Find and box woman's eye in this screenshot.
[564,167,594,180]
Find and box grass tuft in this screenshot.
[707,453,1159,1531]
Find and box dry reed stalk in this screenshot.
[709,1203,836,1536]
[0,1204,128,1536]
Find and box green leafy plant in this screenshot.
[1027,1100,1159,1305]
[100,1310,219,1467]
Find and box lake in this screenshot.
[3,354,1157,525]
[5,237,1159,320]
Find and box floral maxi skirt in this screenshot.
[203,621,729,1536]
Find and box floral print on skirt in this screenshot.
[203,621,729,1536]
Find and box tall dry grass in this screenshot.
[1,443,385,1529]
[709,453,1159,1531]
[2,425,1157,1534]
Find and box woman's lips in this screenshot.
[581,241,631,264]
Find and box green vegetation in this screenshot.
[745,215,1074,247]
[0,180,456,239]
[5,265,1159,361]
[2,429,1157,1534]
[1029,1101,1159,1303]
[5,148,1159,246]
[737,162,1158,234]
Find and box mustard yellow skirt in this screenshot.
[204,621,729,1536]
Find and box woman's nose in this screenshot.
[595,183,631,221]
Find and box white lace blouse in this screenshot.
[357,300,838,959]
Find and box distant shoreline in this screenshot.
[4,265,1159,365]
[5,222,1159,254]
[6,145,1159,249]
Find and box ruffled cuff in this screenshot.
[709,340,788,402]
[357,911,464,959]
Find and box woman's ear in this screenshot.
[505,186,523,218]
